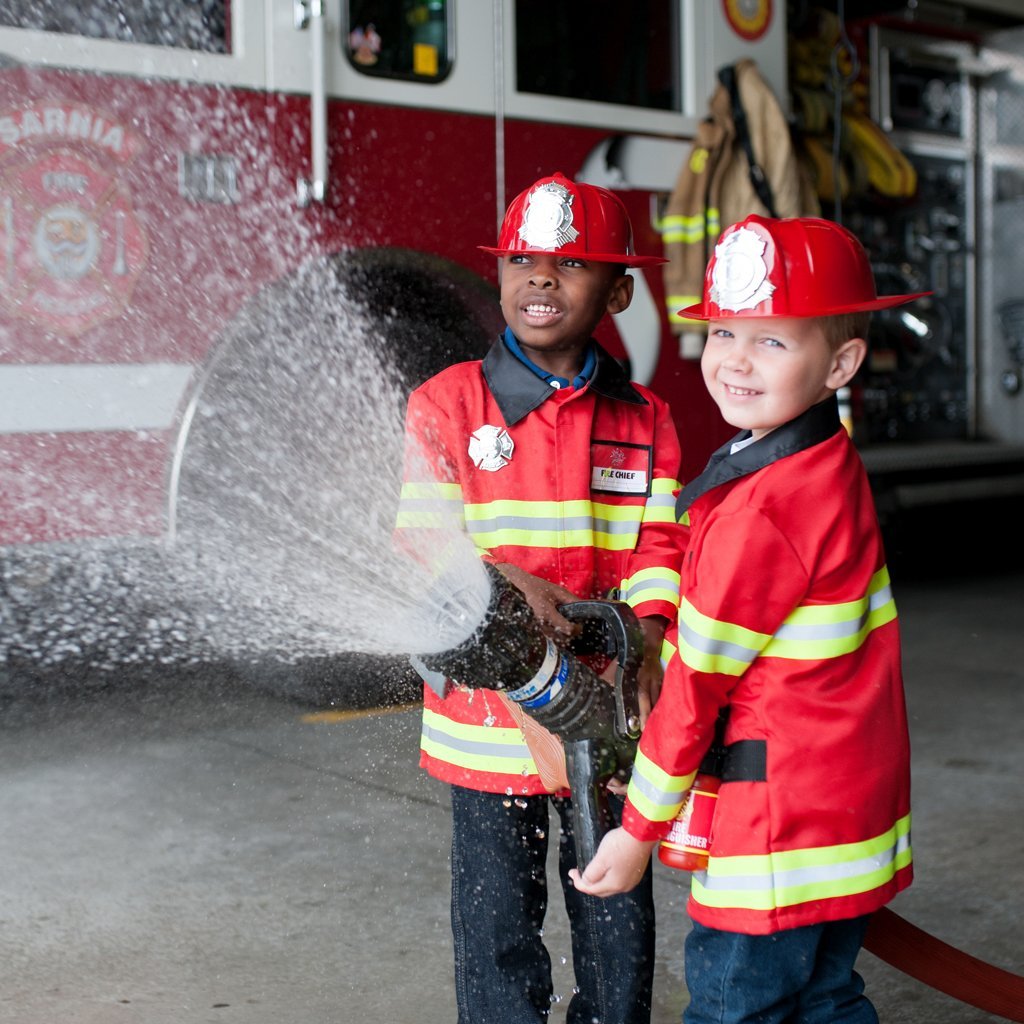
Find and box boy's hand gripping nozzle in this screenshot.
[412,563,643,869]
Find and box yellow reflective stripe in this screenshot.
[678,598,770,676]
[620,565,681,609]
[658,207,721,244]
[692,814,912,911]
[666,295,705,326]
[679,509,691,527]
[420,708,536,775]
[678,568,897,674]
[626,747,694,823]
[660,633,677,670]
[464,499,643,551]
[659,213,709,245]
[396,481,465,529]
[644,477,681,524]
[761,568,897,660]
[401,481,462,500]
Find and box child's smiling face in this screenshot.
[701,316,866,441]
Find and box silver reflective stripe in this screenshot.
[645,493,676,509]
[698,832,911,894]
[421,721,530,759]
[622,575,676,600]
[679,618,759,665]
[465,514,638,535]
[775,585,894,642]
[628,769,683,812]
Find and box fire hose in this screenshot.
[413,563,1024,1020]
[863,908,1024,1021]
[413,562,644,869]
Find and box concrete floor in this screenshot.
[1,563,1022,1023]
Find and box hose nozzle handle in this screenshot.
[558,599,644,741]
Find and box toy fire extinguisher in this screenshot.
[658,709,729,872]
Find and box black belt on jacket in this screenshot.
[699,708,767,782]
[720,739,767,782]
[698,737,767,783]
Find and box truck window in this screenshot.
[0,0,230,54]
[515,0,679,112]
[345,0,451,82]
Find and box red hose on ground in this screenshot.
[864,907,1024,1022]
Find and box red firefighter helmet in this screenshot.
[678,214,929,320]
[480,171,667,268]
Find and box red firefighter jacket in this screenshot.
[624,397,912,934]
[398,336,685,794]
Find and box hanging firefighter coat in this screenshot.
[662,59,816,334]
[623,397,912,934]
[398,336,685,795]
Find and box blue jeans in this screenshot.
[449,785,655,1024]
[683,916,877,1024]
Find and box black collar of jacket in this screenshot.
[482,335,647,426]
[676,395,842,518]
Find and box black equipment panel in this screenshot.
[846,152,971,443]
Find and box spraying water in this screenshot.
[1,255,498,680]
[170,257,494,660]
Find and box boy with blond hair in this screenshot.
[572,215,921,1024]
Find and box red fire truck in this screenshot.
[5,1,1024,683]
[0,1,788,560]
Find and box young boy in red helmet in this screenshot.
[571,215,920,1024]
[397,172,685,1022]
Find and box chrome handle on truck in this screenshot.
[294,0,328,207]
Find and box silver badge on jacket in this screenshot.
[468,424,514,471]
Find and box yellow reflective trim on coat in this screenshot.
[464,499,644,521]
[463,498,644,551]
[396,481,465,529]
[659,633,677,670]
[677,567,897,673]
[644,477,682,524]
[677,598,770,676]
[691,814,912,911]
[420,708,536,775]
[658,206,720,245]
[626,748,694,822]
[401,481,463,500]
[620,565,681,609]
[760,568,896,661]
[660,215,707,245]
[666,295,704,326]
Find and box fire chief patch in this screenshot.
[591,440,652,496]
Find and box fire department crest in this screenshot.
[468,424,514,472]
[0,106,147,337]
[518,181,579,250]
[710,226,775,312]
